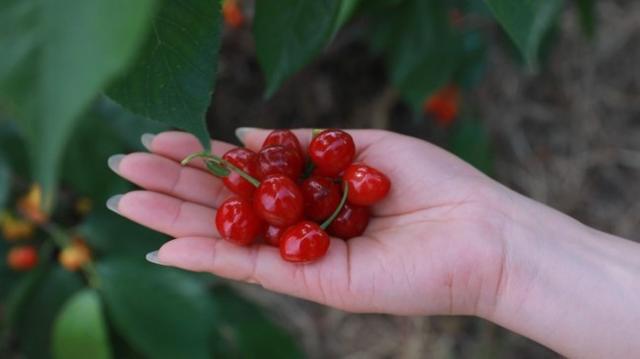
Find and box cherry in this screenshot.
[308,129,355,176]
[328,203,370,240]
[222,148,259,198]
[216,197,263,245]
[279,221,330,263]
[264,224,284,247]
[7,245,38,271]
[343,163,390,206]
[262,130,304,160]
[301,176,341,221]
[257,145,303,180]
[254,175,304,227]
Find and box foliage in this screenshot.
[0,0,594,357]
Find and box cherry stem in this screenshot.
[181,151,261,188]
[321,181,349,230]
[311,128,325,138]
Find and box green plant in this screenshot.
[0,0,596,357]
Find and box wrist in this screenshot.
[484,189,640,358]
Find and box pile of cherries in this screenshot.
[182,129,390,263]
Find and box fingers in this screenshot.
[144,131,237,171]
[153,236,360,310]
[112,152,230,208]
[110,191,219,238]
[236,127,389,155]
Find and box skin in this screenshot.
[110,129,640,358]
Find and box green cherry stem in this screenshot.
[311,128,325,138]
[321,181,349,230]
[181,151,261,188]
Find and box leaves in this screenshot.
[78,209,166,256]
[0,155,9,209]
[61,112,130,203]
[576,0,595,38]
[485,0,564,67]
[0,0,158,204]
[449,118,494,175]
[95,97,171,151]
[213,286,303,359]
[254,0,342,97]
[97,258,215,359]
[370,0,462,107]
[108,0,221,151]
[15,266,84,359]
[53,289,112,359]
[333,0,361,36]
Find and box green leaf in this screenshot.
[0,0,157,205]
[333,0,361,35]
[16,266,84,359]
[96,97,171,151]
[53,289,112,359]
[77,209,166,256]
[449,118,494,175]
[0,122,29,177]
[575,0,595,38]
[370,0,463,107]
[61,112,129,203]
[0,154,9,209]
[485,0,564,67]
[108,0,221,151]
[254,0,342,97]
[97,258,215,359]
[213,286,303,359]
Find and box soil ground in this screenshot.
[207,1,640,357]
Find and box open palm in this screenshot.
[110,129,509,316]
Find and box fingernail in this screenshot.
[141,133,155,151]
[106,194,123,214]
[107,154,125,174]
[145,250,167,265]
[235,127,258,143]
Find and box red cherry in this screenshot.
[222,148,259,198]
[301,176,341,221]
[216,197,263,245]
[262,129,304,159]
[264,225,285,247]
[308,129,355,177]
[343,163,390,206]
[254,175,304,227]
[7,246,38,271]
[328,203,370,240]
[279,221,330,263]
[257,145,303,180]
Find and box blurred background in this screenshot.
[1,0,638,358]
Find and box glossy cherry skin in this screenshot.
[328,203,370,240]
[257,145,303,180]
[279,221,330,263]
[343,163,391,206]
[254,175,304,227]
[308,129,355,177]
[222,148,259,198]
[262,129,304,159]
[301,176,341,221]
[216,197,263,246]
[264,224,285,247]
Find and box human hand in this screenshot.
[107,129,512,316]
